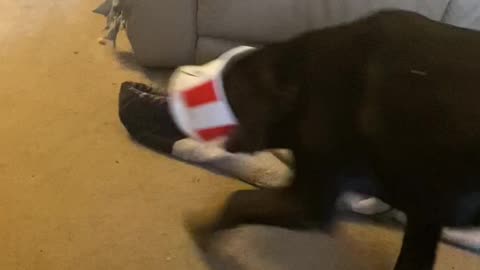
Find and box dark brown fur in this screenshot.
[189,10,480,270]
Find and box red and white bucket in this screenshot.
[168,46,255,142]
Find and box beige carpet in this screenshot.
[0,1,478,269]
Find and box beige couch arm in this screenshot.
[123,0,197,67]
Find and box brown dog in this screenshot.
[188,10,480,270]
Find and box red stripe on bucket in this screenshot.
[182,81,218,107]
[196,125,236,141]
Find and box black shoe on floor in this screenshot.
[119,81,185,153]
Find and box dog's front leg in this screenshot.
[186,187,309,250]
[289,151,344,230]
[394,218,442,270]
[187,161,343,252]
[204,151,343,232]
[187,155,342,250]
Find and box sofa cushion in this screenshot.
[306,0,448,27]
[124,0,197,67]
[198,0,449,44]
[195,37,260,64]
[198,0,309,43]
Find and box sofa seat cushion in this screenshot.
[198,0,449,44]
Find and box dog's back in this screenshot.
[352,11,480,226]
[253,11,480,225]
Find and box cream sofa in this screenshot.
[110,0,480,67]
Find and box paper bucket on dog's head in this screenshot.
[168,46,256,142]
